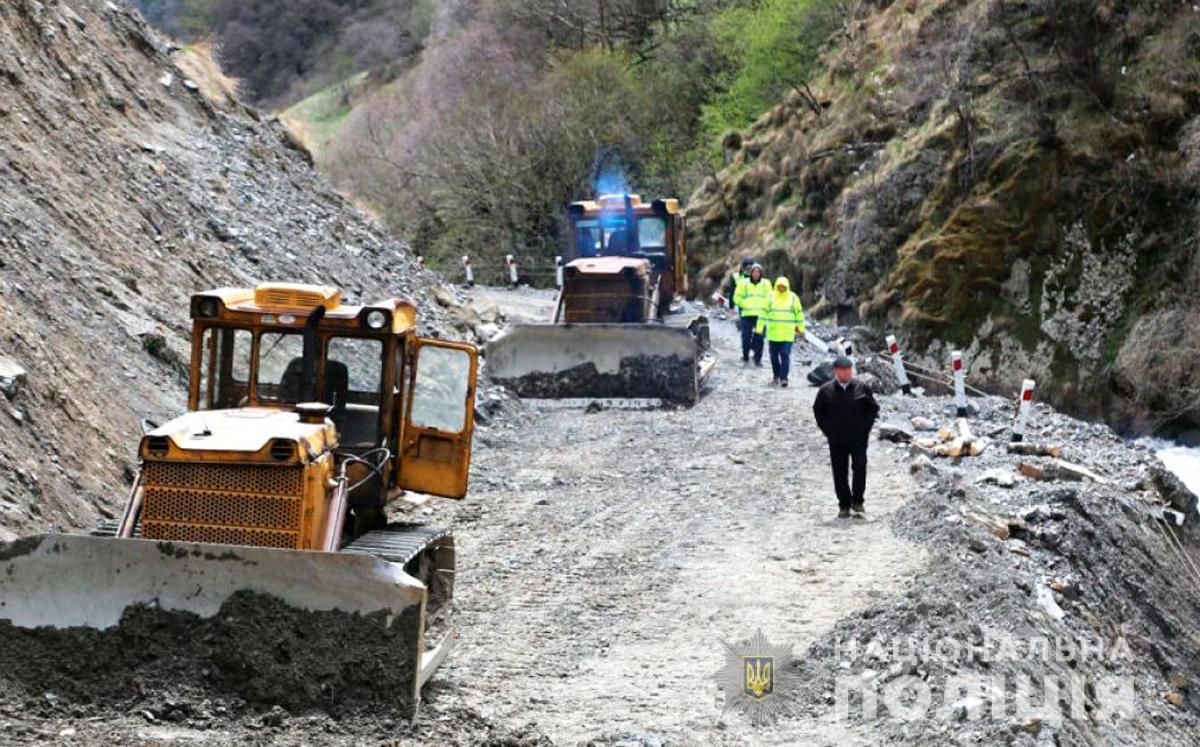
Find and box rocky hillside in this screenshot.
[688,0,1200,434]
[0,0,472,539]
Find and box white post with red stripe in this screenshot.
[837,338,856,375]
[417,255,426,270]
[1012,379,1036,442]
[555,256,565,289]
[886,335,912,395]
[952,351,968,417]
[506,254,518,288]
[462,255,474,287]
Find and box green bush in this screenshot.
[699,0,841,165]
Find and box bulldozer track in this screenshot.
[91,519,450,569]
[341,523,451,566]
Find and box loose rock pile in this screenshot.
[789,391,1200,743]
[0,0,470,534]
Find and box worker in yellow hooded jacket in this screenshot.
[756,276,806,387]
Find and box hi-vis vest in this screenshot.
[734,278,771,317]
[757,288,806,342]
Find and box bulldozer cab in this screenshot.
[565,194,687,299]
[188,283,477,503]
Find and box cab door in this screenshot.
[397,337,478,499]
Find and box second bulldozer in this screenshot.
[486,194,712,403]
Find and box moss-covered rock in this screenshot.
[688,0,1200,431]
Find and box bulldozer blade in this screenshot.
[485,323,702,403]
[0,534,437,717]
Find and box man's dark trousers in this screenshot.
[768,341,793,381]
[829,439,868,511]
[739,316,763,363]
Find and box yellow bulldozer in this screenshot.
[485,194,712,404]
[0,283,477,716]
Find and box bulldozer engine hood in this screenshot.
[144,408,337,458]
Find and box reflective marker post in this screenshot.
[462,255,474,287]
[417,255,426,270]
[1012,379,1036,443]
[952,351,968,417]
[886,335,912,395]
[837,338,856,375]
[555,256,564,289]
[507,255,518,288]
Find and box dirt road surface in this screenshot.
[427,316,928,744]
[0,311,930,745]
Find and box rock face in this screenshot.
[0,0,459,534]
[687,0,1200,430]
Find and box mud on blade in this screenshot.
[485,323,705,404]
[0,534,440,718]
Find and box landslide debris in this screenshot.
[0,0,465,535]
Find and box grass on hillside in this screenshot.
[279,71,370,159]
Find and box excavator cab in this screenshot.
[0,282,479,718]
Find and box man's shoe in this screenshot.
[754,361,763,368]
[851,502,865,519]
[837,509,851,520]
[780,380,789,388]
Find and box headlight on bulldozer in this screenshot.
[365,309,389,330]
[197,297,220,319]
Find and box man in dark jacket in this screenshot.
[812,357,880,519]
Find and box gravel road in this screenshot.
[426,318,928,744]
[6,307,1198,745]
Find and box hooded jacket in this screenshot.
[756,277,806,342]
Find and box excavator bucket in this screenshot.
[485,323,711,404]
[0,533,453,719]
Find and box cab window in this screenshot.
[574,219,602,258]
[257,332,305,403]
[410,346,472,433]
[196,327,251,410]
[638,216,667,249]
[327,337,384,447]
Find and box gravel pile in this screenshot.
[787,389,1200,744]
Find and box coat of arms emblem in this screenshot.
[716,629,793,722]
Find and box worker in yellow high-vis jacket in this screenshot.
[732,263,770,366]
[756,276,806,387]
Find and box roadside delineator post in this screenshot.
[837,338,856,375]
[555,256,565,289]
[886,335,912,395]
[462,255,474,287]
[1011,378,1036,443]
[507,254,518,288]
[952,351,968,417]
[417,255,426,270]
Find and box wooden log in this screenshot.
[1007,442,1063,458]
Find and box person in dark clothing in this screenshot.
[812,357,880,520]
[723,258,754,313]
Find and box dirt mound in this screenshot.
[0,592,419,717]
[0,0,459,537]
[788,393,1200,744]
